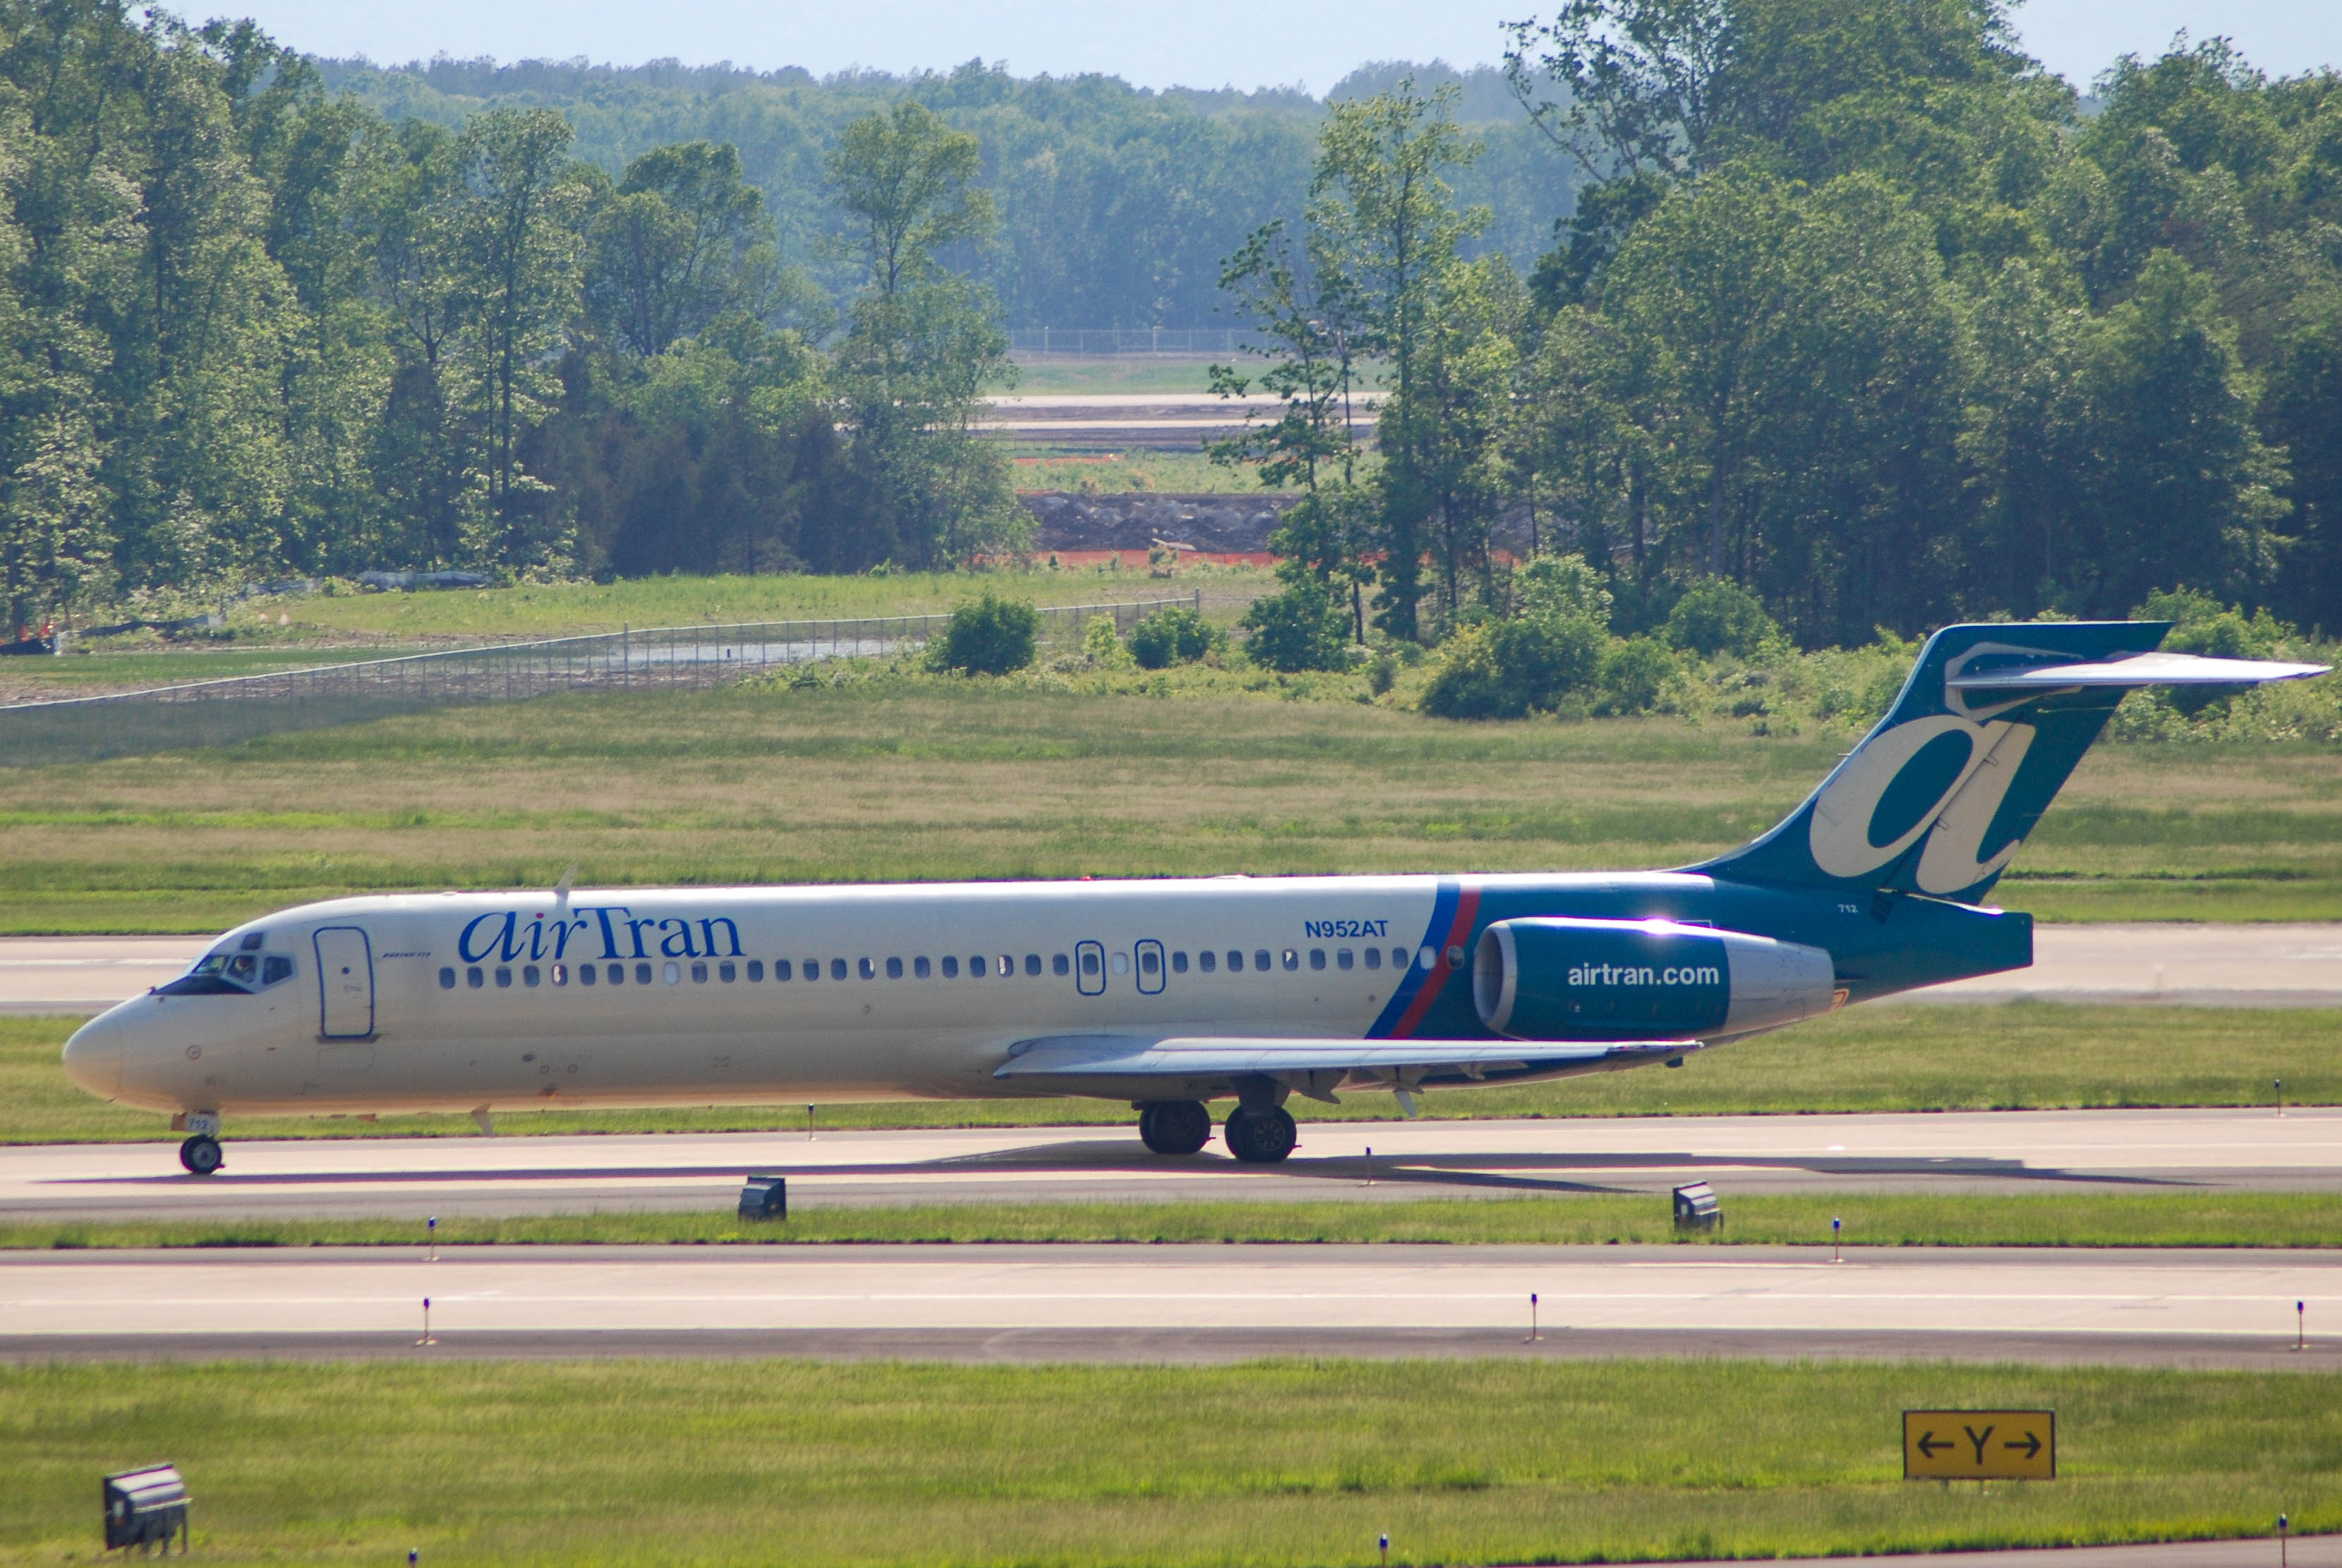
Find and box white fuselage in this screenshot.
[66,876,1466,1116]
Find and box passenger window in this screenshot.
[830,958,847,980]
[1417,946,1436,970]
[1363,947,1382,970]
[524,965,541,987]
[969,955,987,977]
[1140,948,1159,976]
[1446,946,1466,970]
[553,963,567,986]
[467,966,484,989]
[610,963,625,984]
[915,956,931,978]
[1025,954,1042,977]
[636,961,655,984]
[1111,952,1129,977]
[1172,951,1188,974]
[749,960,766,981]
[998,954,1014,977]
[1227,950,1243,972]
[943,955,960,978]
[1282,949,1299,971]
[1256,950,1273,972]
[1053,953,1070,976]
[1308,949,1325,971]
[1198,950,1216,972]
[719,961,736,982]
[262,955,294,987]
[579,964,596,986]
[496,966,513,988]
[858,957,875,979]
[439,967,456,989]
[1080,951,1099,977]
[692,961,708,983]
[1336,949,1353,970]
[886,957,903,979]
[660,962,679,984]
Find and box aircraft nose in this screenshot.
[62,1012,123,1099]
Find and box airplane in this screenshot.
[60,620,2329,1176]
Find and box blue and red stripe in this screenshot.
[1366,879,1481,1039]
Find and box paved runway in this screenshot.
[1,1243,2334,1368]
[6,924,2337,1013]
[4,1108,2335,1222]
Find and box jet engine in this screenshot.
[1472,917,1838,1042]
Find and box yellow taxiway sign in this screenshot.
[1902,1410,2056,1480]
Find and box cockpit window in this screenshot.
[158,951,254,996]
[158,948,283,996]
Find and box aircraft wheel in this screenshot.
[1138,1099,1211,1156]
[178,1135,224,1176]
[1222,1105,1296,1164]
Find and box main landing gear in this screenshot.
[1137,1099,1212,1156]
[1221,1104,1298,1164]
[176,1111,224,1175]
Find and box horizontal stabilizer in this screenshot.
[1946,650,2329,692]
[996,1034,1699,1090]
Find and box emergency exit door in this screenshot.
[313,927,375,1038]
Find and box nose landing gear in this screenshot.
[175,1111,224,1175]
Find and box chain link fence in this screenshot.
[0,595,1197,768]
[1008,327,1259,357]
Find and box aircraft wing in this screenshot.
[1947,650,2330,690]
[995,1034,1701,1099]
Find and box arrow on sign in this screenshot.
[1915,1432,1952,1458]
[2004,1433,2042,1459]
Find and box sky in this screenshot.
[214,0,2341,96]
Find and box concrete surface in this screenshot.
[0,1244,2334,1362]
[3,1108,2335,1222]
[6,924,2335,1015]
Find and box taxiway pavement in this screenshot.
[0,1243,2333,1368]
[7,923,2337,1014]
[3,1107,2334,1222]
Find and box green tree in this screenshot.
[827,102,1022,568]
[587,140,779,359]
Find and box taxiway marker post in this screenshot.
[2297,1301,2306,1351]
[418,1297,434,1348]
[426,1215,435,1262]
[2278,1079,2286,1116]
[1832,1216,1842,1263]
[1363,1146,1372,1186]
[1527,1292,1540,1343]
[1379,1533,1388,1567]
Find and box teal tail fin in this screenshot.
[1696,621,2329,905]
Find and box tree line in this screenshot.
[1221,0,2342,659]
[0,1,1029,629]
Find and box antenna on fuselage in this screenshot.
[553,864,577,909]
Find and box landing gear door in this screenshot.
[314,927,375,1039]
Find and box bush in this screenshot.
[1663,578,1780,657]
[1513,551,1612,627]
[1598,634,1675,714]
[1241,586,1352,673]
[929,592,1038,675]
[1126,606,1219,669]
[1420,615,1605,720]
[1081,614,1131,667]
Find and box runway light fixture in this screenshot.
[739,1175,787,1221]
[1672,1182,1722,1234]
[103,1464,190,1554]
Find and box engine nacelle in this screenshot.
[1472,917,1838,1042]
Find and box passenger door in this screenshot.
[313,927,375,1039]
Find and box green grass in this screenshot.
[1006,355,1225,392]
[6,1003,2333,1145]
[1011,448,1257,493]
[1,677,2336,932]
[1,1359,2334,1564]
[7,1192,2341,1250]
